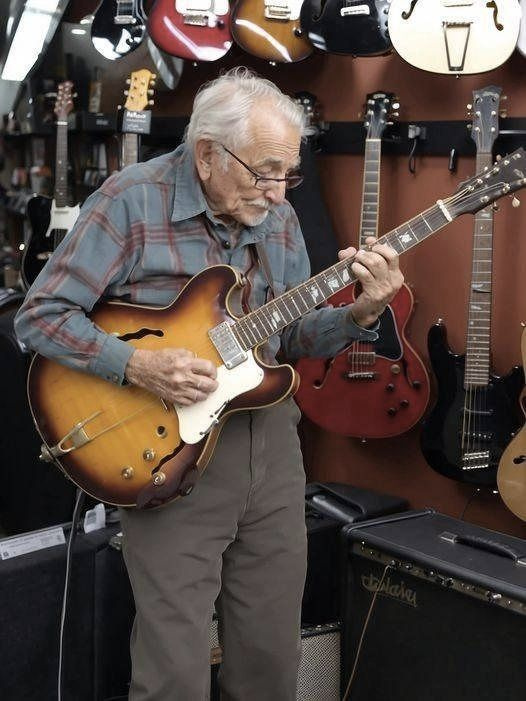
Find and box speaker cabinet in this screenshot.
[341,510,526,701]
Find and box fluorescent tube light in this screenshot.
[1,0,62,81]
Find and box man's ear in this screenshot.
[194,140,215,181]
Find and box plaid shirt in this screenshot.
[15,145,377,386]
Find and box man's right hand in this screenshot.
[124,348,218,405]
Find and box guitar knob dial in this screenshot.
[386,383,395,391]
[412,380,421,389]
[400,399,409,408]
[387,407,398,416]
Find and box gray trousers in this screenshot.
[119,399,307,701]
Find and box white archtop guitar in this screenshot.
[388,0,522,74]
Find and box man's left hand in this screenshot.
[338,236,404,328]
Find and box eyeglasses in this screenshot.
[221,145,304,191]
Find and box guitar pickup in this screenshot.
[114,15,137,24]
[341,5,370,16]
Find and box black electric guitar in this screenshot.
[300,0,392,56]
[21,82,79,290]
[91,0,147,60]
[421,86,524,486]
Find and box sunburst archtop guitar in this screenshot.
[27,149,526,509]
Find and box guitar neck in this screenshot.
[233,201,452,350]
[121,132,140,169]
[359,138,381,246]
[465,150,494,387]
[54,122,69,209]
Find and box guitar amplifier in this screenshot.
[341,510,526,701]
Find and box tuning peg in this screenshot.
[495,154,502,162]
[391,112,399,117]
[148,100,155,106]
[500,110,508,118]
[386,121,394,126]
[492,202,499,212]
[392,102,400,110]
[466,103,473,110]
[148,89,154,95]
[501,95,508,101]
[151,73,157,80]
[126,78,131,85]
[512,195,521,208]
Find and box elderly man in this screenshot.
[15,68,402,700]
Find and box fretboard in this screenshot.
[54,122,69,209]
[359,138,381,246]
[232,203,451,350]
[121,133,140,169]
[464,150,494,387]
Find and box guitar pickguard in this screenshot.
[368,305,403,360]
[175,350,264,444]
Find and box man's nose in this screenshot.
[262,180,287,204]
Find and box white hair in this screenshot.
[184,67,308,157]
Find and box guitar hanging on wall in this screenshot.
[91,0,147,60]
[497,326,526,521]
[231,0,313,63]
[299,0,392,56]
[25,147,526,509]
[420,86,524,486]
[118,69,157,170]
[21,82,80,291]
[147,0,233,61]
[294,92,430,439]
[387,0,521,74]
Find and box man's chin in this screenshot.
[243,208,269,226]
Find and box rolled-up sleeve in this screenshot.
[14,188,137,385]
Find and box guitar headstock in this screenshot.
[294,91,323,139]
[467,85,503,152]
[363,91,399,139]
[450,148,526,217]
[124,69,156,112]
[54,81,74,121]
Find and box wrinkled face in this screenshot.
[195,101,302,227]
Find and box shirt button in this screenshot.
[221,239,231,249]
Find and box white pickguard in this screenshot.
[388,0,522,74]
[175,350,264,444]
[46,200,80,238]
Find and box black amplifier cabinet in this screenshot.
[303,483,408,625]
[341,510,526,701]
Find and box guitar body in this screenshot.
[28,265,296,507]
[231,0,313,63]
[21,196,80,289]
[147,0,233,61]
[299,0,392,55]
[91,0,146,60]
[421,322,524,485]
[388,0,521,74]
[294,282,430,438]
[497,327,526,521]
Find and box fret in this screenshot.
[54,123,69,208]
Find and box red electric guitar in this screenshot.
[294,92,430,439]
[147,0,233,61]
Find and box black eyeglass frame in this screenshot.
[221,145,304,190]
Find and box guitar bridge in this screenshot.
[183,12,214,26]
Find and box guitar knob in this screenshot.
[386,383,395,392]
[217,19,225,27]
[412,380,421,389]
[387,407,398,416]
[294,27,303,37]
[390,364,401,375]
[400,399,409,408]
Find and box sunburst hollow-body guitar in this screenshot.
[27,147,526,508]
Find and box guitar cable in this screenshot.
[342,562,392,701]
[57,487,86,701]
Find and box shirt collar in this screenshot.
[171,143,286,243]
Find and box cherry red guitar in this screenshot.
[147,0,233,61]
[294,92,430,439]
